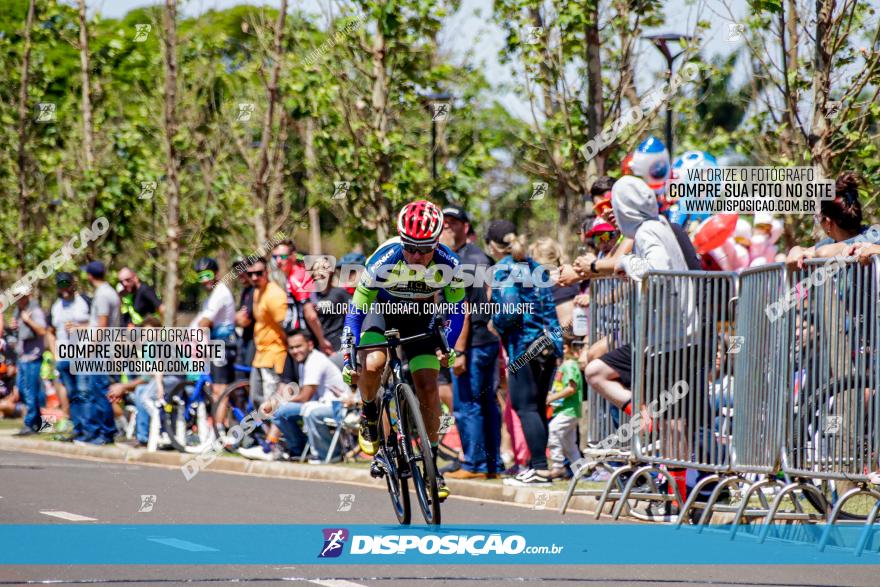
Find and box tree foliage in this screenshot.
[0,0,877,308]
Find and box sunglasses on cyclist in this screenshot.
[403,243,437,254]
[56,281,72,289]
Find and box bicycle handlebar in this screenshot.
[343,316,449,377]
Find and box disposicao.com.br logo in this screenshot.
[319,528,563,557]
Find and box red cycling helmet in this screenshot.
[397,200,444,246]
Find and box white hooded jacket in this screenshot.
[611,175,697,351]
[611,175,688,276]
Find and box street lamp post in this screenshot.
[643,33,693,156]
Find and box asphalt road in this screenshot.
[1,449,878,586]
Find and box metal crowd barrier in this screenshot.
[560,276,636,516]
[597,270,737,520]
[560,259,880,542]
[587,276,635,446]
[776,258,880,547]
[682,263,820,531]
[720,263,800,530]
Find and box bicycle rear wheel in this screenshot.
[378,387,411,525]
[802,479,873,521]
[212,380,264,452]
[397,382,441,525]
[798,381,873,521]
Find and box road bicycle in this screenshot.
[210,366,274,453]
[795,371,879,521]
[162,363,252,453]
[347,315,449,525]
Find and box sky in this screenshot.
[92,0,749,120]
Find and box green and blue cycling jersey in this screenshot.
[342,237,466,362]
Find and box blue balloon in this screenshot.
[668,150,719,225]
[637,135,667,154]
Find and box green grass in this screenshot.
[0,418,23,431]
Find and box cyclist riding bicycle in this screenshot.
[341,200,466,500]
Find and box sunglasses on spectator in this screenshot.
[272,254,290,260]
[247,270,265,277]
[403,243,436,254]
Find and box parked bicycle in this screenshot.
[162,363,252,453]
[209,365,273,453]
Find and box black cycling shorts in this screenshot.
[599,343,703,399]
[361,303,443,371]
[210,339,237,385]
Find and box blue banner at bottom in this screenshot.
[2,524,880,565]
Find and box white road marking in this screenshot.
[309,581,370,587]
[146,537,219,552]
[39,510,97,522]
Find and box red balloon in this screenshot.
[621,153,634,176]
[693,214,738,254]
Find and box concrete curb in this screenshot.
[0,435,603,516]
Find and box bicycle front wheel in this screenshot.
[162,380,215,454]
[378,388,411,525]
[397,382,441,525]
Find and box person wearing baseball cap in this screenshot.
[439,205,502,479]
[585,218,618,256]
[81,260,106,280]
[79,259,121,444]
[10,283,47,436]
[46,272,91,441]
[485,220,563,486]
[192,257,237,408]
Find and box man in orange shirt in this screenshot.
[247,257,288,404]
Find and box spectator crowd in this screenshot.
[3,169,880,490]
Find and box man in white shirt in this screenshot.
[45,272,90,441]
[245,329,354,462]
[192,258,237,403]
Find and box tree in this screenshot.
[728,0,880,244]
[14,0,36,277]
[162,0,182,325]
[493,0,669,245]
[252,0,288,246]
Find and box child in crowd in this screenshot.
[546,335,584,480]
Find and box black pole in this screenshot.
[151,196,158,287]
[431,118,437,183]
[665,58,674,156]
[644,34,693,157]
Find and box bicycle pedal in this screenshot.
[370,461,385,479]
